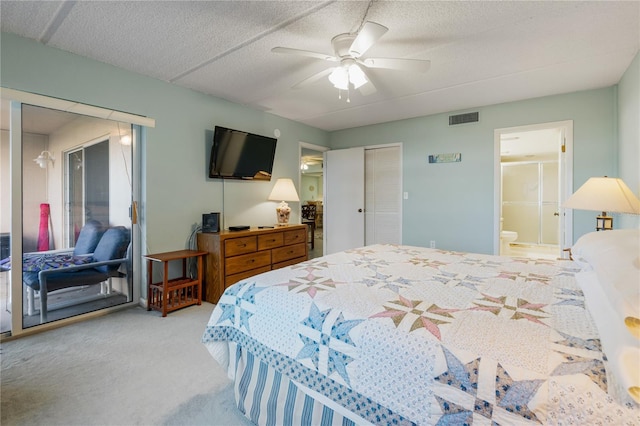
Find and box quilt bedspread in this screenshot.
[202,244,640,425]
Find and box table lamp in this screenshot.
[268,178,300,225]
[563,176,640,231]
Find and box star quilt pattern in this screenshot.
[203,244,640,425]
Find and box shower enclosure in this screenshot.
[501,161,559,246]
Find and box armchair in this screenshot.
[72,219,104,255]
[23,226,130,323]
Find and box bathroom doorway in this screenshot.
[494,121,573,259]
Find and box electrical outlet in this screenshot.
[430,240,435,248]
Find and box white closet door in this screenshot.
[365,146,402,245]
[324,147,365,254]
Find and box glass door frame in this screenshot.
[2,89,150,338]
[64,137,113,248]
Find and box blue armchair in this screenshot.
[23,226,130,323]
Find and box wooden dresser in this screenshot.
[196,225,308,303]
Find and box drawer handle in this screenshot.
[239,243,246,248]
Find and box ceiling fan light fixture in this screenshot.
[348,64,367,89]
[329,67,349,90]
[273,20,428,98]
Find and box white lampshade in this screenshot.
[328,63,368,92]
[268,178,300,226]
[563,176,640,231]
[563,177,640,214]
[268,178,300,202]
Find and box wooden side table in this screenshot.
[144,249,208,317]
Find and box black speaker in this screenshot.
[202,212,220,233]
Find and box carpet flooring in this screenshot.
[1,303,252,426]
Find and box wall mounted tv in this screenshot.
[209,126,277,180]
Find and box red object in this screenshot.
[37,203,50,251]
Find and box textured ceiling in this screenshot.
[1,1,638,131]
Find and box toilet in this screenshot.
[500,218,518,254]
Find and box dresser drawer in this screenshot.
[225,236,257,256]
[197,225,307,305]
[258,233,283,250]
[273,256,307,271]
[226,265,271,287]
[272,242,306,264]
[226,250,271,275]
[284,228,306,246]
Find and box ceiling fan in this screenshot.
[272,22,431,101]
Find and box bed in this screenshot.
[202,229,640,425]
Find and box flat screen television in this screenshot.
[209,126,277,180]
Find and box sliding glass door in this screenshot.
[0,92,145,336]
[65,141,111,247]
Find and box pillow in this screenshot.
[577,271,640,404]
[572,229,640,340]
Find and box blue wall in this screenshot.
[1,33,330,254]
[617,53,640,229]
[2,33,636,258]
[330,88,620,253]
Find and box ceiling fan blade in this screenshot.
[292,68,334,89]
[361,57,431,73]
[271,47,338,62]
[349,21,388,57]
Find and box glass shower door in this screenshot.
[502,163,540,244]
[502,161,559,246]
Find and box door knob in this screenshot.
[358,209,363,213]
[553,212,559,216]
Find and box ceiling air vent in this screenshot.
[449,112,479,126]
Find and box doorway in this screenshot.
[299,142,328,259]
[494,121,573,259]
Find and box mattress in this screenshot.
[203,240,640,425]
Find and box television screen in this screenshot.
[209,126,277,180]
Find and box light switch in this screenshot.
[403,192,409,199]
